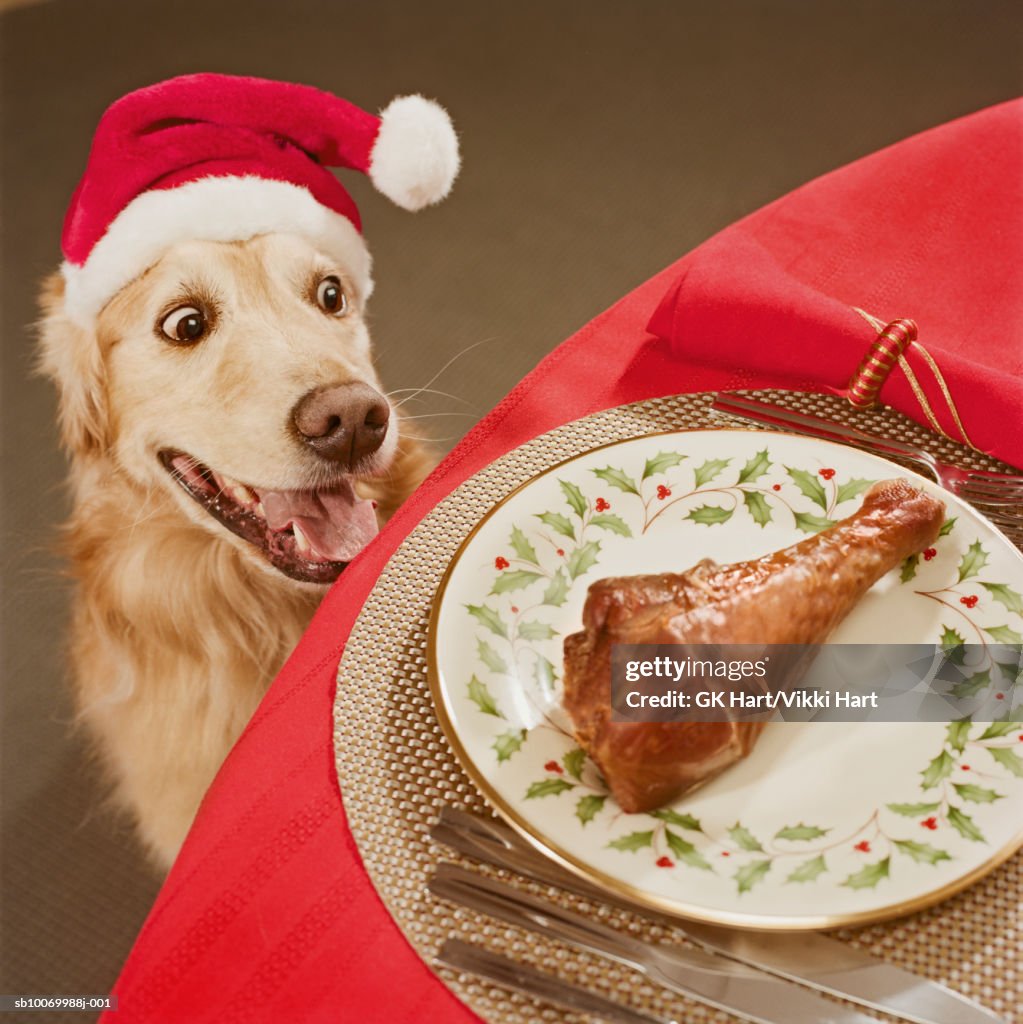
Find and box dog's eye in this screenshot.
[160,306,206,344]
[315,276,348,317]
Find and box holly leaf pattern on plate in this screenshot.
[467,603,508,638]
[951,668,990,699]
[536,511,576,540]
[728,823,764,852]
[592,466,640,496]
[984,624,1023,644]
[542,569,570,607]
[642,451,686,479]
[947,806,985,843]
[946,720,972,753]
[518,620,557,641]
[920,750,954,788]
[467,676,503,718]
[509,525,539,565]
[887,801,941,817]
[575,794,606,825]
[743,490,773,527]
[978,721,1022,740]
[734,859,772,894]
[664,829,712,871]
[793,511,836,534]
[687,504,733,526]
[566,541,601,580]
[900,554,920,582]
[590,513,632,537]
[786,855,827,884]
[559,479,587,518]
[650,809,702,832]
[841,857,890,890]
[774,823,830,841]
[493,729,526,762]
[939,517,957,537]
[737,449,770,484]
[608,830,653,852]
[957,541,989,582]
[980,582,1023,616]
[562,748,586,780]
[836,478,874,504]
[490,569,543,595]
[786,466,828,510]
[693,458,731,487]
[534,655,556,698]
[892,840,952,865]
[987,746,1023,777]
[952,783,1004,803]
[939,626,967,663]
[477,638,508,674]
[526,778,575,799]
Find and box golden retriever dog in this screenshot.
[38,232,434,869]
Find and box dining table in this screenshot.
[100,97,1022,1023]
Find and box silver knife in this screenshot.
[435,938,678,1024]
[431,862,877,1024]
[431,808,1004,1024]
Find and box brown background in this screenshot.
[1,0,1020,1016]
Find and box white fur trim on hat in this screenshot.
[61,176,373,326]
[369,95,460,212]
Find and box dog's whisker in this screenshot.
[396,411,477,421]
[124,490,166,535]
[398,432,461,443]
[389,337,497,410]
[387,387,481,413]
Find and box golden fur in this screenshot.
[38,234,434,870]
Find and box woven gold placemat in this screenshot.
[333,391,1022,1024]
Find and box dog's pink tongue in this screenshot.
[259,481,378,562]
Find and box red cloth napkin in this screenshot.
[104,99,1021,1024]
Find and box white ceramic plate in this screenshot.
[429,429,1023,930]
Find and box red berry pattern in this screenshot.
[960,595,979,608]
[556,548,565,557]
[544,760,563,774]
[595,497,610,512]
[772,484,782,491]
[494,556,509,570]
[921,817,938,831]
[656,485,671,500]
[656,856,673,868]
[819,468,836,480]
[923,548,937,561]
[854,840,871,853]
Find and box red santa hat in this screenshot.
[60,73,460,325]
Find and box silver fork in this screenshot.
[435,938,678,1024]
[711,392,1023,509]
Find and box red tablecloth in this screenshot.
[104,98,1021,1024]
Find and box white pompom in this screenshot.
[369,95,460,211]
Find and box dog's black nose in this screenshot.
[292,382,390,466]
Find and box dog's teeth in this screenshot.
[292,522,312,556]
[254,501,266,518]
[233,484,256,505]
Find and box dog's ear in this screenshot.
[37,272,109,457]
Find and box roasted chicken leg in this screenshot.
[562,479,946,813]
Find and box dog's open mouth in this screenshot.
[159,450,379,584]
